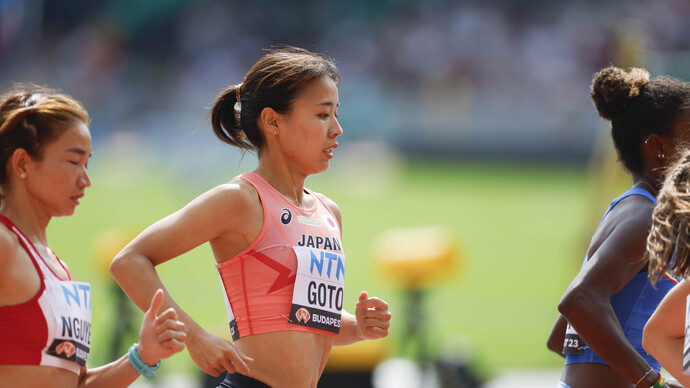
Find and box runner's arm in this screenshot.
[334,291,391,346]
[109,183,257,376]
[558,202,658,385]
[79,290,185,387]
[643,279,690,386]
[547,314,567,358]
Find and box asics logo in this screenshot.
[281,208,292,225]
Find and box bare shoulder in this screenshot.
[199,179,264,232]
[194,179,261,215]
[118,178,265,265]
[202,179,264,255]
[613,195,655,232]
[0,224,32,302]
[592,194,656,256]
[0,224,19,268]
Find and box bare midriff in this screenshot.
[0,365,78,388]
[561,363,632,388]
[235,330,333,388]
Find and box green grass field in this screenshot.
[45,154,607,378]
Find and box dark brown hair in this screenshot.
[0,85,89,186]
[209,46,340,152]
[648,147,690,283]
[591,66,690,175]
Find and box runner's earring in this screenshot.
[20,172,26,178]
[273,130,278,135]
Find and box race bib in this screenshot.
[45,279,92,366]
[289,246,345,334]
[563,323,585,355]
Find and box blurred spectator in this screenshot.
[2,0,690,162]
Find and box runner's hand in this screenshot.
[136,289,186,365]
[355,291,391,340]
[186,327,253,377]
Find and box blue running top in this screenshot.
[564,187,678,371]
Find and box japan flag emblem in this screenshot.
[321,215,339,231]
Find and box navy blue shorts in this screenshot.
[217,373,271,388]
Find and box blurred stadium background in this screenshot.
[2,0,690,387]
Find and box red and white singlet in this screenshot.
[0,215,91,375]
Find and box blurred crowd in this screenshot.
[2,0,690,161]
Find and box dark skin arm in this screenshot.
[546,314,567,358]
[558,196,660,386]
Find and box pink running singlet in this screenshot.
[217,173,346,340]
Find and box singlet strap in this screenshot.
[309,190,340,229]
[599,187,656,224]
[238,172,317,212]
[580,187,657,268]
[0,215,47,303]
[0,215,45,279]
[0,215,71,281]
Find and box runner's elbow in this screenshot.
[641,320,661,356]
[557,287,592,319]
[108,253,125,280]
[109,249,137,280]
[546,338,560,354]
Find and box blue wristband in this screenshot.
[128,343,160,380]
